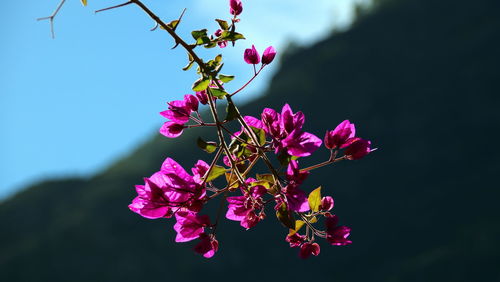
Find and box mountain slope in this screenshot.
[1,0,499,281]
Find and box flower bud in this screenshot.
[344,138,371,160]
[299,242,320,259]
[262,46,277,65]
[229,0,243,16]
[244,45,260,65]
[320,196,334,211]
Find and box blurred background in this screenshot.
[1,0,499,281]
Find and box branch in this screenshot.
[37,0,67,39]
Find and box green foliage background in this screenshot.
[1,0,499,281]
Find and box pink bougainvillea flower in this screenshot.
[226,183,266,229]
[128,172,172,219]
[285,232,306,248]
[299,242,320,259]
[244,45,260,65]
[344,138,371,160]
[159,158,206,210]
[184,94,199,112]
[194,233,219,258]
[325,215,352,246]
[173,211,211,242]
[320,196,335,211]
[159,121,184,138]
[229,0,243,16]
[261,46,277,65]
[324,120,356,149]
[261,104,322,157]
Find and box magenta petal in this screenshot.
[174,212,210,242]
[160,122,184,138]
[286,131,322,157]
[244,45,260,64]
[345,139,371,160]
[243,115,264,129]
[262,46,277,65]
[286,188,310,212]
[194,233,218,258]
[299,242,320,259]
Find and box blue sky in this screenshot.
[0,0,367,199]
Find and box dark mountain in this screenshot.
[1,0,499,281]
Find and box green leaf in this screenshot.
[251,126,266,146]
[257,173,275,183]
[220,30,245,41]
[168,20,179,30]
[210,88,227,98]
[308,187,322,212]
[214,54,223,64]
[288,220,305,235]
[215,19,229,30]
[205,165,227,182]
[276,203,296,229]
[197,137,217,153]
[80,0,87,6]
[196,36,211,45]
[225,101,238,121]
[191,29,208,40]
[249,180,270,190]
[218,74,235,83]
[192,78,210,92]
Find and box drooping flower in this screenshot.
[283,184,310,212]
[262,46,277,65]
[299,242,321,259]
[286,160,309,185]
[325,215,352,246]
[324,120,356,149]
[244,45,260,65]
[160,158,206,207]
[229,0,243,16]
[173,211,211,242]
[194,233,219,258]
[344,138,371,160]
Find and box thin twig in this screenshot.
[37,0,67,39]
[95,1,133,13]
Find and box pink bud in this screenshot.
[262,46,277,65]
[229,0,243,16]
[320,196,334,211]
[299,242,320,259]
[325,120,356,149]
[344,139,371,160]
[244,45,260,65]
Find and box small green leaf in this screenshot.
[225,101,238,121]
[210,88,227,98]
[215,19,229,30]
[218,74,235,83]
[249,180,270,190]
[308,187,322,212]
[276,203,296,229]
[251,126,266,146]
[80,0,87,6]
[220,30,245,41]
[205,165,227,182]
[196,36,211,45]
[197,137,217,153]
[257,173,275,183]
[191,29,208,40]
[288,220,305,235]
[214,54,223,63]
[168,20,179,30]
[192,78,210,92]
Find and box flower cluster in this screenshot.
[126,0,374,259]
